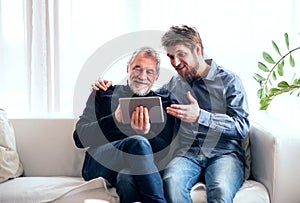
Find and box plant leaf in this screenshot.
[284,33,290,50]
[253,73,266,83]
[259,97,271,110]
[264,85,269,93]
[277,81,289,88]
[272,40,282,56]
[269,88,280,96]
[272,71,277,80]
[263,52,275,64]
[289,88,299,95]
[257,88,263,99]
[258,62,270,72]
[289,54,295,67]
[260,103,269,110]
[268,79,273,86]
[293,78,300,85]
[277,62,284,76]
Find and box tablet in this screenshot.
[119,96,164,124]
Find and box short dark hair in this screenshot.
[161,25,204,53]
[128,47,161,74]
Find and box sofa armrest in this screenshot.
[249,111,300,203]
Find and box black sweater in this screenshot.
[73,85,175,162]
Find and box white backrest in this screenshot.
[10,119,84,177]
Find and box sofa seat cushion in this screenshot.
[191,180,270,203]
[0,176,119,203]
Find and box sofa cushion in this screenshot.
[0,176,119,203]
[0,109,23,183]
[190,180,270,203]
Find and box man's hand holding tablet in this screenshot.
[119,96,164,124]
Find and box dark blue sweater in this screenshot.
[73,85,175,168]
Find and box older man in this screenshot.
[73,47,175,203]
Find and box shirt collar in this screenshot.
[203,59,217,81]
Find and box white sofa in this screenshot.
[0,111,299,203]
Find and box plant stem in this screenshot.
[273,84,300,96]
[262,46,300,86]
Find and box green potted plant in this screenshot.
[254,33,300,110]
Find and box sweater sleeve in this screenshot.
[73,91,126,148]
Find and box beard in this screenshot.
[128,79,152,96]
[181,61,200,83]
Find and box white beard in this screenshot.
[128,80,151,96]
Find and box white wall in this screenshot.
[1,0,299,120]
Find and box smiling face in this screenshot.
[166,44,204,82]
[127,51,159,96]
[162,25,210,82]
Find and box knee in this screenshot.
[162,169,181,187]
[162,162,180,179]
[125,136,152,155]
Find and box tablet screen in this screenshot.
[119,96,164,124]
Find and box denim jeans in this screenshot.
[83,135,166,203]
[117,171,167,203]
[162,153,244,203]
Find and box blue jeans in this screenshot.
[162,153,244,203]
[117,171,166,203]
[83,135,166,203]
